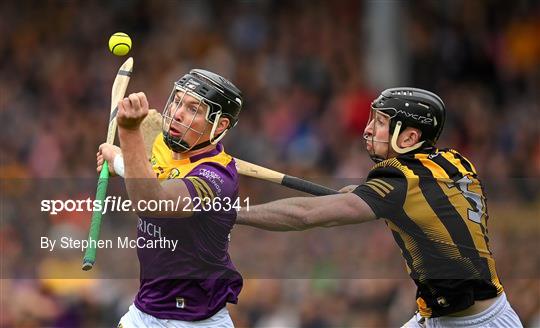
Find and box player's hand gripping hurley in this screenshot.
[82,57,133,271]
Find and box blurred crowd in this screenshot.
[1,0,539,327]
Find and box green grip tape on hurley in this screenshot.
[82,161,110,271]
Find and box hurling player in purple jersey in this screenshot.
[97,69,244,327]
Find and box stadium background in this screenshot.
[1,0,539,327]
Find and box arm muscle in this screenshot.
[236,193,376,231]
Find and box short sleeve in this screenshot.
[352,166,407,220]
[183,162,238,201]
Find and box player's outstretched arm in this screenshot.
[236,193,376,231]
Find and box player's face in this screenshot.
[363,110,391,159]
[164,91,211,147]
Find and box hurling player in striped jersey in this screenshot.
[237,88,522,328]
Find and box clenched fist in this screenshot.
[117,92,149,130]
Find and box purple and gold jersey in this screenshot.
[134,133,242,321]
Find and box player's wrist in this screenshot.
[113,154,125,177]
[118,125,143,133]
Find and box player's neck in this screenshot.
[172,143,216,160]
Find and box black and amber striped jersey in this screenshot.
[353,148,503,318]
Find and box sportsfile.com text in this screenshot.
[40,196,250,215]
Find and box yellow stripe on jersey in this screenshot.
[417,297,433,318]
[437,179,491,255]
[193,177,215,199]
[374,157,418,178]
[369,179,394,194]
[186,177,204,199]
[365,181,386,197]
[488,259,504,296]
[385,219,420,275]
[187,177,215,199]
[415,154,450,179]
[186,177,211,199]
[449,149,477,174]
[440,151,471,177]
[414,152,491,256]
[403,177,462,258]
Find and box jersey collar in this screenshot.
[188,142,223,163]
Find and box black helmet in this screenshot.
[176,69,243,127]
[372,87,446,147]
[162,69,243,152]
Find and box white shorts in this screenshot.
[402,293,522,328]
[118,304,234,328]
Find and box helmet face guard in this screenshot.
[363,108,394,163]
[162,69,243,153]
[162,83,209,153]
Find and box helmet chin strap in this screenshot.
[209,112,228,145]
[390,121,425,154]
[165,112,228,153]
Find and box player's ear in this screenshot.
[215,117,231,135]
[401,128,422,147]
